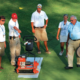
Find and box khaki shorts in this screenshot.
[0,42,5,56]
[34,28,48,42]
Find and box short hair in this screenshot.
[70,15,77,20]
[0,16,5,20]
[63,14,68,18]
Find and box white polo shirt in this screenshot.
[8,19,19,37]
[31,10,48,27]
[0,25,6,42]
[58,21,70,36]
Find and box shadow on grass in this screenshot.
[0,0,80,80]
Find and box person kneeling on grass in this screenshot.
[0,16,6,69]
[56,14,70,57]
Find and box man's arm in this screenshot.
[4,41,6,48]
[14,26,21,38]
[13,26,21,33]
[44,19,48,28]
[31,22,35,33]
[31,12,35,33]
[56,28,61,40]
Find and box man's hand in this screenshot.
[4,42,6,48]
[32,29,35,33]
[44,25,47,28]
[19,35,21,38]
[56,36,59,40]
[18,30,21,33]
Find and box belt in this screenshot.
[0,42,4,43]
[70,38,80,41]
[9,36,18,38]
[34,26,43,28]
[9,36,18,40]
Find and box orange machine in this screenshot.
[16,56,39,74]
[15,36,39,74]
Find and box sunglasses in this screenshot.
[1,20,5,22]
[70,20,73,21]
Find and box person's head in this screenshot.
[63,14,68,22]
[11,13,18,22]
[70,15,77,25]
[37,4,42,13]
[0,16,5,25]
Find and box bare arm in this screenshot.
[44,19,48,28]
[31,22,35,33]
[13,26,21,33]
[14,26,21,38]
[56,28,61,40]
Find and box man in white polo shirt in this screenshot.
[8,13,21,66]
[31,4,50,54]
[0,16,6,69]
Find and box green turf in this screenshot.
[0,0,80,80]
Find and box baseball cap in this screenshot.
[37,4,42,8]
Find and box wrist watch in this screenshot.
[46,24,47,26]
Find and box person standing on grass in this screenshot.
[56,14,70,57]
[8,13,21,66]
[31,4,51,54]
[0,16,6,69]
[65,15,80,69]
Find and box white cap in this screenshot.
[37,4,42,8]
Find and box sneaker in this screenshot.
[38,50,41,54]
[59,51,64,56]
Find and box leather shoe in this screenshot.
[65,66,73,69]
[13,65,16,67]
[77,64,80,67]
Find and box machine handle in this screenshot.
[23,35,37,41]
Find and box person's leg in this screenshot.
[44,41,48,51]
[0,42,5,69]
[0,56,1,67]
[36,41,40,51]
[68,40,75,67]
[15,38,21,56]
[0,56,3,69]
[34,28,41,53]
[9,38,16,65]
[40,28,50,54]
[59,42,64,56]
[74,40,80,66]
[68,46,74,67]
[60,42,64,52]
[36,41,41,54]
[44,41,51,54]
[66,42,68,55]
[10,48,16,65]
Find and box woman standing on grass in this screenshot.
[56,14,70,57]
